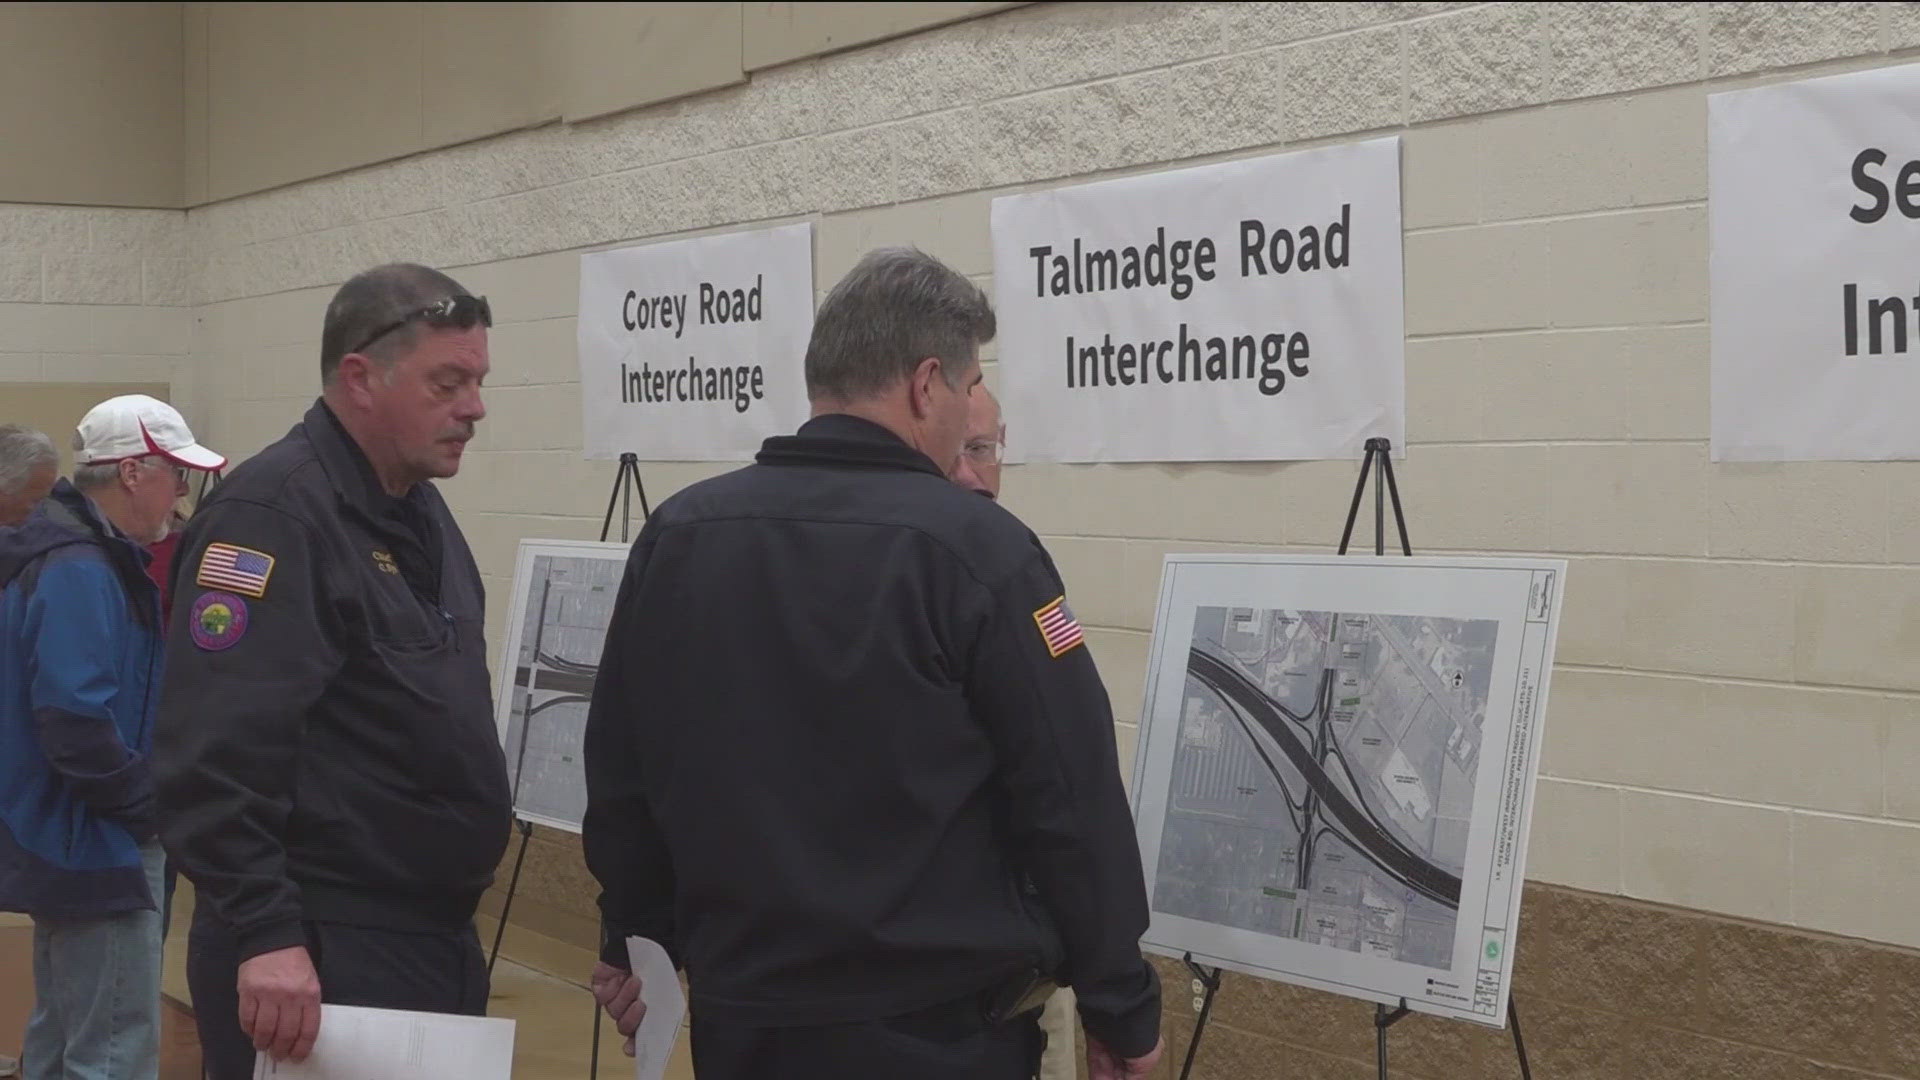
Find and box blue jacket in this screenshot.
[0,479,162,917]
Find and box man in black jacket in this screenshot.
[583,248,1164,1079]
[155,264,511,1078]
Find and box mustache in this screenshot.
[440,425,475,442]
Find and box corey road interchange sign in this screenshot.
[1131,554,1564,1027]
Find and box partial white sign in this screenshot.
[990,138,1404,463]
[577,223,814,460]
[1711,63,1920,460]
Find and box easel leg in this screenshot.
[1374,999,1409,1080]
[487,819,534,976]
[1176,954,1223,1080]
[1337,441,1379,555]
[590,998,602,1080]
[1509,997,1533,1080]
[1379,443,1412,556]
[1373,441,1387,556]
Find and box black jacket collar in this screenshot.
[301,399,429,520]
[755,414,947,479]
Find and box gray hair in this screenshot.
[0,423,56,496]
[320,262,475,384]
[804,247,996,402]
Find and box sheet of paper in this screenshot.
[251,1004,514,1080]
[625,936,687,1080]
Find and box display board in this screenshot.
[492,538,631,832]
[1130,554,1564,1026]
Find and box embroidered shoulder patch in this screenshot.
[196,543,275,599]
[1033,595,1085,658]
[189,592,249,652]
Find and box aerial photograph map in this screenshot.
[502,552,624,830]
[1153,605,1499,971]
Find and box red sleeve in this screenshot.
[146,530,181,628]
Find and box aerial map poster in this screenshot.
[493,539,632,832]
[1130,554,1566,1026]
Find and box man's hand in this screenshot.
[590,961,645,1058]
[238,945,322,1063]
[1087,1034,1164,1080]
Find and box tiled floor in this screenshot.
[3,889,695,1080]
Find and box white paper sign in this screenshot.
[577,223,814,461]
[1711,63,1920,460]
[989,138,1404,463]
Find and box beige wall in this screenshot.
[177,1,1920,963]
[0,2,184,207]
[742,1,1026,70]
[3,382,173,476]
[0,204,193,422]
[191,1,560,204]
[8,2,1018,209]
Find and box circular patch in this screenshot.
[189,591,249,652]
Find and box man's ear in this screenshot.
[334,352,378,408]
[907,357,941,420]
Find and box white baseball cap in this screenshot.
[75,395,226,472]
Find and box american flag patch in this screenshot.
[1033,595,1084,658]
[196,543,276,599]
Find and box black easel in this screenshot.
[589,453,648,1078]
[1177,438,1533,1080]
[193,469,220,511]
[486,820,536,977]
[599,452,651,544]
[1176,954,1223,1080]
[484,453,651,1079]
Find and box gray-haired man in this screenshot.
[0,423,58,526]
[584,248,1163,1080]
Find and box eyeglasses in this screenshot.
[140,458,188,485]
[963,434,1005,465]
[349,294,493,357]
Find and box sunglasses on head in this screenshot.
[349,294,493,357]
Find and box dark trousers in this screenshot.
[690,1005,1044,1080]
[187,904,488,1080]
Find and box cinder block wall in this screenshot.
[0,205,192,389]
[128,4,1920,1075]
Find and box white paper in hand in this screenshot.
[250,1004,513,1079]
[624,936,687,1080]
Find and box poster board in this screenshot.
[1130,553,1564,1026]
[492,538,631,832]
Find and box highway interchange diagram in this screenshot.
[1152,605,1498,971]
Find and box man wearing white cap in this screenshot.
[0,394,222,1080]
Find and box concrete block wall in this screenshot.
[160,5,1920,1063]
[0,204,192,391]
